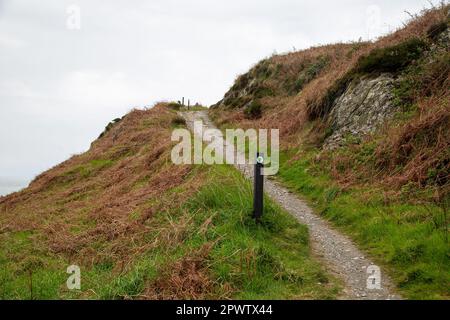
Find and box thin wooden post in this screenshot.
[252,153,264,223]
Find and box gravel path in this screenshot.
[181,110,401,300]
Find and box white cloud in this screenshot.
[0,80,35,98]
[59,70,141,109]
[0,32,26,48]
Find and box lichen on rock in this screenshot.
[325,73,397,148]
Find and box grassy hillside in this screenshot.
[210,5,449,299]
[0,104,339,299]
[0,4,448,301]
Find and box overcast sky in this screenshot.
[0,0,434,195]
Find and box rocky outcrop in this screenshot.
[325,73,397,148]
[324,20,449,149]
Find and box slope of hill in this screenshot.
[0,4,448,301]
[0,104,339,299]
[210,5,449,299]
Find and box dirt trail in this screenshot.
[181,110,401,300]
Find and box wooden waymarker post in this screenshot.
[252,152,264,223]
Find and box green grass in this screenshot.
[289,56,330,94]
[244,100,263,119]
[167,102,208,112]
[183,166,339,299]
[277,150,450,300]
[355,38,427,74]
[0,231,68,299]
[53,158,115,187]
[0,165,339,299]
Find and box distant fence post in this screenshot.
[252,152,264,223]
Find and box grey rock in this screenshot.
[325,73,397,149]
